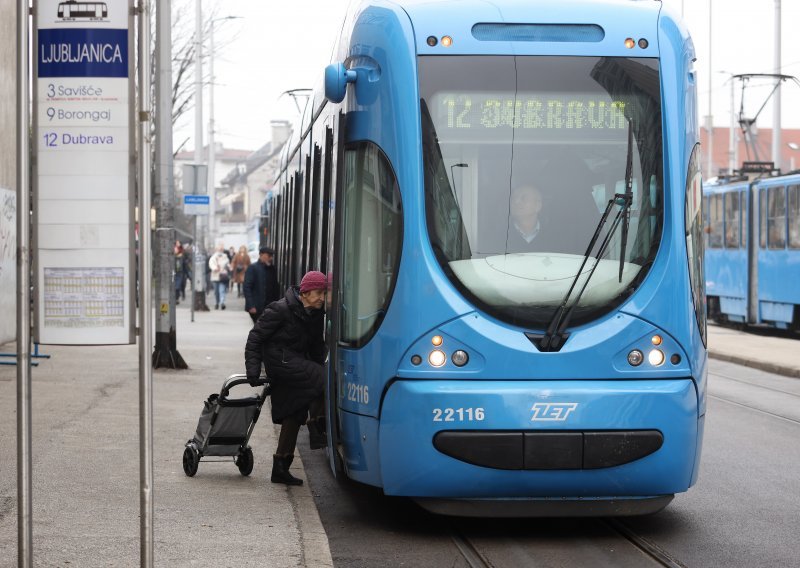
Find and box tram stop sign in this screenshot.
[183,195,210,216]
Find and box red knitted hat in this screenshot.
[300,270,330,293]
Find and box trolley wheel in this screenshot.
[236,447,254,476]
[183,445,200,477]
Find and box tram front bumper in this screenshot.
[378,379,699,498]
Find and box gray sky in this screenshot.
[189,0,800,152]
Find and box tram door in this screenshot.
[322,113,346,475]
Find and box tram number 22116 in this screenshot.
[432,407,485,422]
[346,383,369,404]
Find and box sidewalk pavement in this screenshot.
[707,323,800,378]
[0,291,333,567]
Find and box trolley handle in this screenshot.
[221,373,268,398]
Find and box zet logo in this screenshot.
[530,402,579,421]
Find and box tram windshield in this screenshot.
[420,55,663,329]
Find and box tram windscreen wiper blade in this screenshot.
[532,118,634,353]
[618,118,634,283]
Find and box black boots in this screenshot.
[307,417,327,450]
[271,455,303,485]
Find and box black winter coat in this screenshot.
[244,287,325,423]
[243,261,280,316]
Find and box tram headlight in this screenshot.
[441,35,453,47]
[451,350,469,367]
[651,335,663,346]
[429,350,446,367]
[648,349,665,366]
[431,335,443,346]
[624,37,636,49]
[627,349,644,366]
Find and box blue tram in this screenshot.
[704,172,800,330]
[262,0,706,516]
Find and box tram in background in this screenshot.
[704,168,800,331]
[260,0,706,516]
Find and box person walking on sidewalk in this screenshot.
[244,270,329,486]
[231,245,251,298]
[243,246,280,324]
[208,245,231,310]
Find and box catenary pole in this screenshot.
[16,0,32,565]
[772,0,782,170]
[208,20,216,244]
[192,0,209,311]
[153,0,187,368]
[706,0,714,179]
[137,0,155,564]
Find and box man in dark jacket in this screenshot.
[244,270,329,486]
[243,247,281,324]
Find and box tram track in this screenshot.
[448,517,688,568]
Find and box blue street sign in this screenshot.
[183,195,210,216]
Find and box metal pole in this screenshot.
[194,0,203,251]
[772,0,782,170]
[706,0,714,179]
[16,0,32,565]
[153,0,186,369]
[729,76,736,172]
[137,0,154,564]
[208,22,216,244]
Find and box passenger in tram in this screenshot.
[244,270,329,486]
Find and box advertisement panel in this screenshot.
[34,0,134,344]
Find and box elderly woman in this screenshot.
[244,270,329,485]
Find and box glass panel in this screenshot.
[789,185,800,249]
[724,192,740,248]
[741,190,748,249]
[768,186,786,249]
[707,194,723,248]
[760,190,767,248]
[685,145,705,345]
[420,55,663,329]
[340,143,403,347]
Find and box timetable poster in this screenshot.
[34,0,134,344]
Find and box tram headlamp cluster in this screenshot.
[410,336,471,368]
[426,35,453,48]
[625,37,649,49]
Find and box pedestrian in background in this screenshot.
[231,245,250,298]
[244,270,330,486]
[243,246,280,324]
[208,245,231,310]
[174,241,187,304]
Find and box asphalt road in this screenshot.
[300,357,800,568]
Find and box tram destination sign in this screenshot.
[433,92,635,141]
[33,0,135,345]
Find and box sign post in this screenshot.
[33,0,135,346]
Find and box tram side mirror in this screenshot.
[324,62,357,103]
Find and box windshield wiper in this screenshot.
[530,118,635,353]
[618,119,634,282]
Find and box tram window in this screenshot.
[340,142,403,347]
[707,194,723,248]
[741,190,747,249]
[724,192,740,248]
[788,185,800,249]
[759,190,767,248]
[767,186,786,249]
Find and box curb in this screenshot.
[708,350,800,379]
